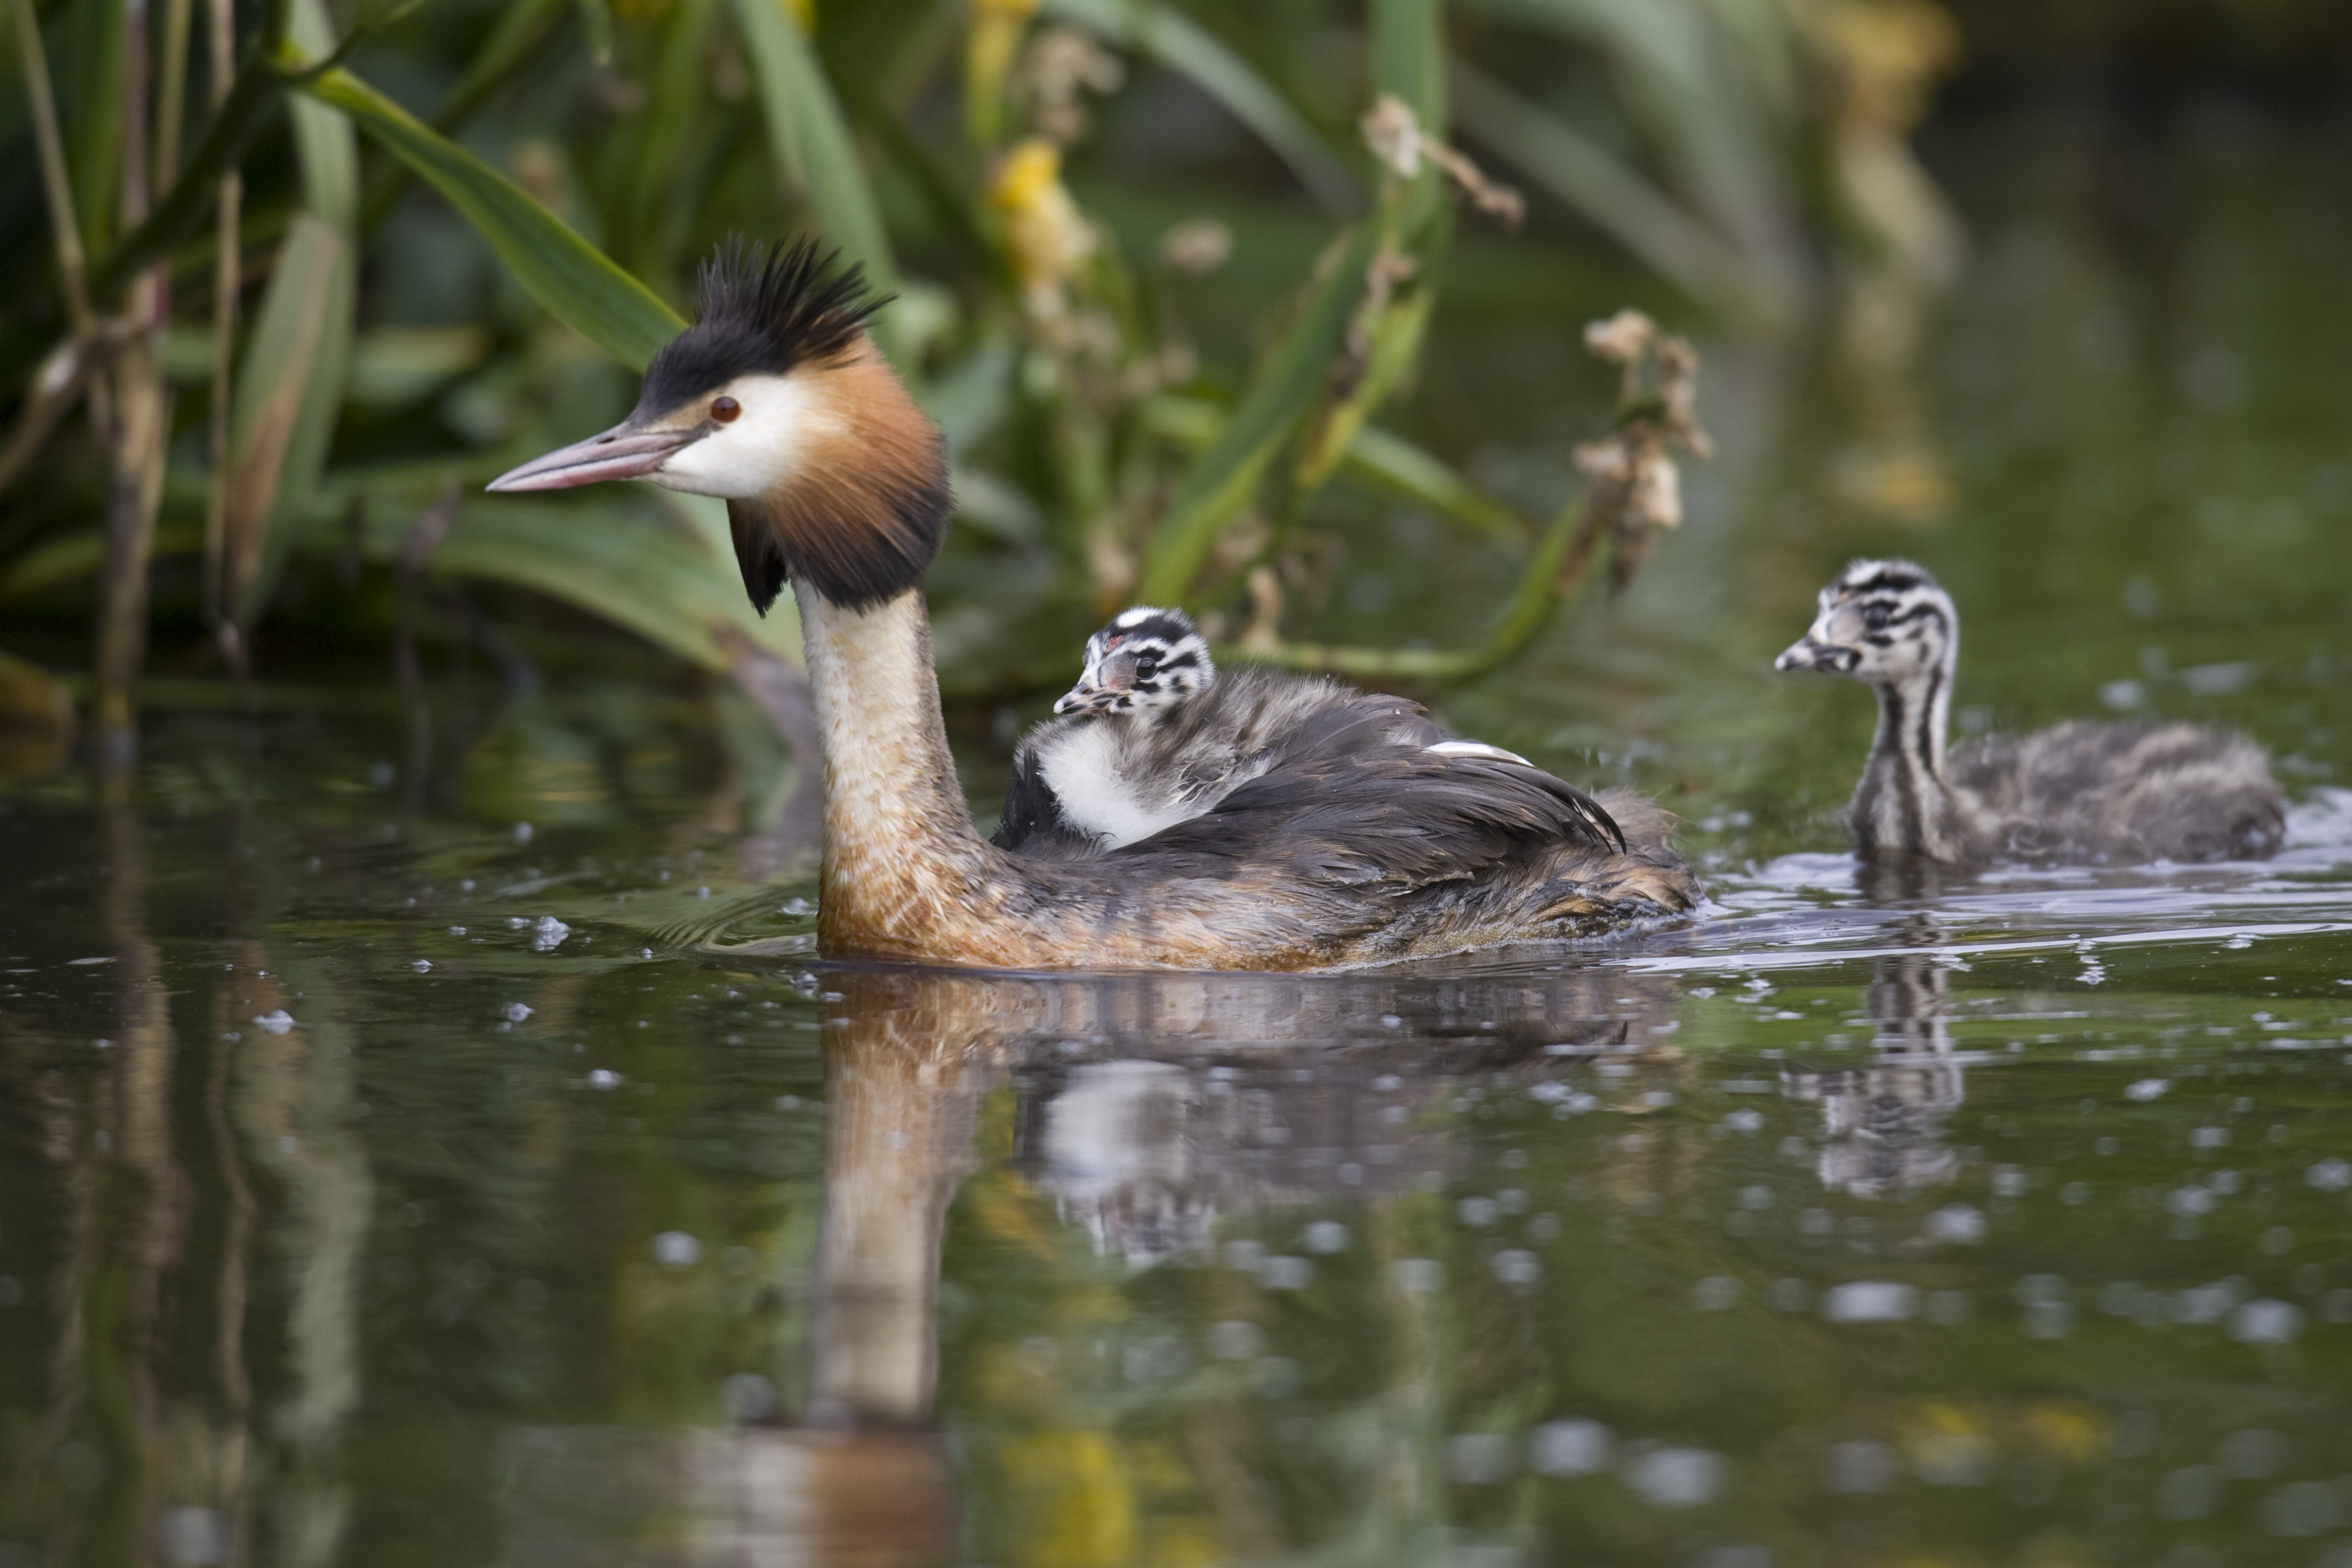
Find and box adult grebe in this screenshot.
[995,605,1617,859]
[1777,558,2285,865]
[491,242,1700,969]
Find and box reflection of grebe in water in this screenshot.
[1783,916,1967,1196]
[1011,967,1679,1263]
[499,964,1678,1558]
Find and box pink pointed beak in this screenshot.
[485,422,707,493]
[1051,651,1138,714]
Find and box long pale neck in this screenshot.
[1855,636,1968,859]
[795,583,988,950]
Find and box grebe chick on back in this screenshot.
[994,607,1597,857]
[1777,558,2285,865]
[489,240,1701,969]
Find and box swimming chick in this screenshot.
[1777,558,2286,865]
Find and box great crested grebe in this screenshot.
[995,605,1615,859]
[1777,558,2285,865]
[490,241,1701,969]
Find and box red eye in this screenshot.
[710,396,741,423]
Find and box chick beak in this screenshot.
[1775,634,1859,674]
[486,422,708,493]
[1052,652,1138,715]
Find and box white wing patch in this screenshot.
[1426,739,1532,767]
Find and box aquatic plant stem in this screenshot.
[13,0,97,336]
[1240,480,1591,681]
[201,0,244,664]
[93,0,177,778]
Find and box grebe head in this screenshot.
[1053,607,1215,717]
[486,239,950,613]
[1776,558,1956,689]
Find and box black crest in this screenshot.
[640,238,890,413]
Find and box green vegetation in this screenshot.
[0,0,1961,768]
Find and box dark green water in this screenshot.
[5,110,2352,1567]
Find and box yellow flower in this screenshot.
[988,138,1095,320]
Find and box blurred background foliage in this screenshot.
[0,0,1983,771]
[1,0,2346,779]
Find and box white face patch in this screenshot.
[646,373,830,499]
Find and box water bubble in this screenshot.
[1824,1281,1915,1323]
[1825,1440,1895,1494]
[410,959,432,973]
[1928,1204,1986,1243]
[2024,1301,2075,1338]
[2307,1158,2352,1191]
[1492,1250,1541,1287]
[587,1069,620,1089]
[1459,1197,1500,1227]
[1624,1445,1728,1507]
[2126,1078,2170,1101]
[157,1506,229,1565]
[1259,1256,1313,1290]
[1530,1418,1614,1477]
[652,1231,699,1267]
[2260,1480,2341,1536]
[2014,1274,2067,1305]
[2231,1299,2300,1346]
[2172,1281,2239,1324]
[531,916,570,951]
[252,1010,296,1035]
[511,822,534,844]
[1390,1258,1444,1293]
[1124,1337,1189,1382]
[505,1002,533,1022]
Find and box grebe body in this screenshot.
[1777,559,2284,866]
[491,242,1701,969]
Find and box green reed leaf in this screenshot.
[372,493,800,671]
[1450,62,1757,320]
[727,0,900,330]
[1042,0,1355,213]
[1135,222,1379,604]
[298,64,684,369]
